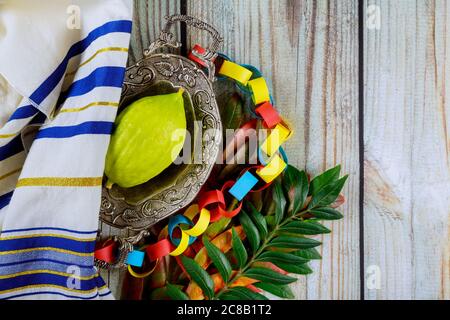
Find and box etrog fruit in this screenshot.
[105,89,186,188]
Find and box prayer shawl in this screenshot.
[0,0,132,299]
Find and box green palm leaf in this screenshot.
[276,262,313,275]
[239,210,260,253]
[256,251,309,265]
[244,267,296,285]
[219,287,268,300]
[279,220,331,235]
[232,227,248,269]
[309,165,341,196]
[246,202,268,238]
[308,175,348,209]
[292,248,322,260]
[180,256,214,299]
[283,166,309,215]
[203,237,232,282]
[269,235,321,249]
[309,207,344,220]
[254,282,295,299]
[273,180,287,224]
[165,284,189,300]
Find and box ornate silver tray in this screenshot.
[99,15,223,231]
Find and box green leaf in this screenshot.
[254,282,295,299]
[246,202,268,238]
[203,237,232,283]
[283,166,309,214]
[276,262,313,275]
[218,292,241,300]
[165,284,189,300]
[309,207,344,220]
[269,235,321,249]
[150,287,168,300]
[279,221,331,235]
[308,175,348,209]
[309,165,341,196]
[239,210,260,253]
[265,215,276,227]
[222,93,243,130]
[219,287,268,300]
[244,267,297,285]
[232,228,248,269]
[180,256,214,299]
[292,248,322,260]
[256,251,309,265]
[273,180,287,225]
[205,217,231,239]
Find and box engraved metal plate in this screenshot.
[99,15,223,232]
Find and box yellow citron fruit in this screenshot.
[105,89,186,188]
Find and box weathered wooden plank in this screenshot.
[187,0,360,300]
[99,0,181,299]
[364,0,450,299]
[128,0,181,65]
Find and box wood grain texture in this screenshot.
[100,0,450,300]
[128,0,181,65]
[364,0,450,299]
[186,0,360,300]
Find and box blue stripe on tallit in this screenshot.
[0,272,106,292]
[35,121,114,139]
[0,237,96,254]
[1,227,98,235]
[0,136,23,162]
[57,66,126,104]
[0,258,94,270]
[0,192,14,210]
[29,20,132,105]
[7,105,39,121]
[4,290,110,300]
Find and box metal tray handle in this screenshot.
[144,15,223,80]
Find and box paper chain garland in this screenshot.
[95,46,294,277]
